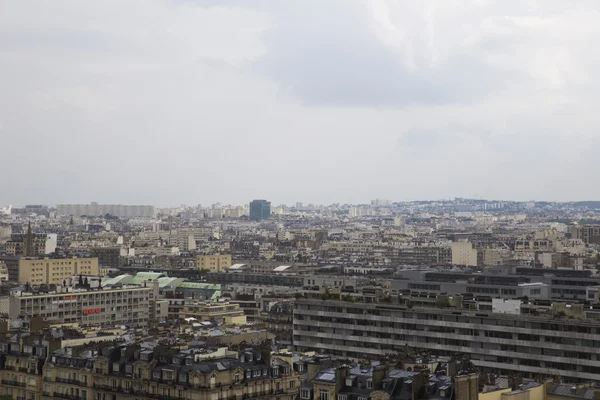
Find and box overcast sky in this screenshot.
[2,0,600,207]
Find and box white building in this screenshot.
[492,298,521,315]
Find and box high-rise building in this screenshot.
[56,202,155,217]
[249,200,271,221]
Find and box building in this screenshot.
[392,267,600,301]
[168,299,247,325]
[38,344,300,400]
[0,261,8,282]
[197,254,232,272]
[0,336,60,400]
[5,282,159,326]
[293,297,600,383]
[451,241,478,266]
[0,256,99,285]
[250,200,271,222]
[56,202,155,218]
[5,223,57,257]
[570,225,600,245]
[90,247,127,267]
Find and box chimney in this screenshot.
[372,365,388,390]
[336,366,350,393]
[447,358,458,377]
[307,360,323,382]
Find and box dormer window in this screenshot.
[301,389,311,399]
[234,374,240,384]
[338,395,347,400]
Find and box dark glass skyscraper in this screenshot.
[249,199,271,221]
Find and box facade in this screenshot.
[6,283,158,326]
[450,241,478,266]
[570,225,600,245]
[293,297,600,383]
[56,202,155,218]
[44,345,299,400]
[0,256,99,285]
[197,254,232,272]
[0,260,8,282]
[0,338,58,400]
[90,247,125,267]
[250,200,271,222]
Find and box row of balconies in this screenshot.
[2,379,27,387]
[55,377,86,386]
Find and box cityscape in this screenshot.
[2,198,600,400]
[4,1,600,400]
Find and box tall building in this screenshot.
[56,202,155,218]
[249,200,271,221]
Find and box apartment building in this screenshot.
[0,337,59,400]
[6,283,158,326]
[197,254,232,272]
[0,256,99,285]
[293,297,600,383]
[388,246,452,266]
[56,202,155,218]
[39,344,300,400]
[570,225,600,245]
[451,241,478,267]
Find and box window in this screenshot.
[301,389,311,399]
[319,390,329,400]
[338,396,347,400]
[290,381,296,389]
[367,380,372,389]
[234,374,240,384]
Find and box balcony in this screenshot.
[56,377,82,386]
[2,379,26,387]
[93,384,127,393]
[19,367,29,373]
[52,392,86,400]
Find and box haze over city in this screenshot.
[2,1,600,206]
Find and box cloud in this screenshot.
[1,0,600,206]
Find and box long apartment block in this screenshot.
[4,283,159,326]
[293,298,600,383]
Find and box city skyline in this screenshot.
[3,1,600,205]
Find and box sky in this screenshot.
[1,0,600,207]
